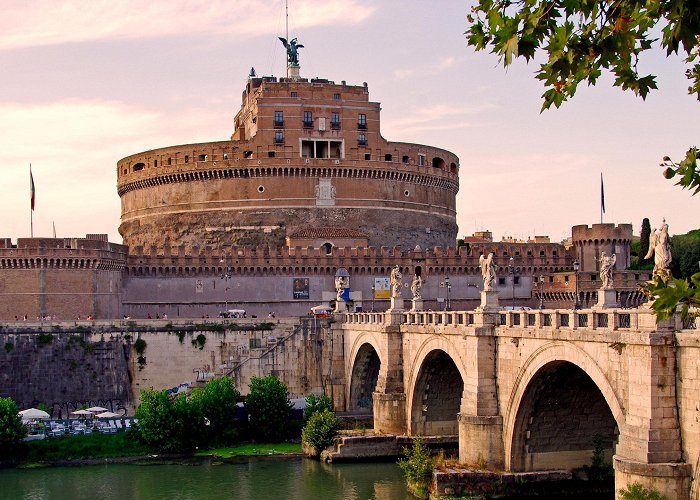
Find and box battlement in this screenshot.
[571,223,634,243]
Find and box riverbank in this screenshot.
[11,433,301,468]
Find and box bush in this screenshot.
[619,482,667,500]
[0,397,26,461]
[245,375,292,441]
[135,389,205,453]
[303,394,333,422]
[301,409,339,453]
[398,436,434,498]
[191,376,240,446]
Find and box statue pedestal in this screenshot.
[475,290,500,312]
[389,296,404,311]
[594,288,617,309]
[287,64,300,79]
[410,298,423,311]
[334,299,346,313]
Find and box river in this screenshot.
[0,458,412,500]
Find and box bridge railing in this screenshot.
[343,307,700,332]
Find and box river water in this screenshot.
[0,458,412,500]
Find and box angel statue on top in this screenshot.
[410,274,423,300]
[278,37,304,66]
[479,252,497,291]
[644,218,672,279]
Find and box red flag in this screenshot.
[30,167,35,211]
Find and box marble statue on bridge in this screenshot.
[335,276,346,302]
[390,265,403,298]
[645,218,672,278]
[410,274,423,300]
[599,252,616,289]
[479,252,497,291]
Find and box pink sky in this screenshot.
[0,0,697,244]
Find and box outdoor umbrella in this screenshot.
[71,410,93,417]
[18,408,50,419]
[85,406,109,413]
[95,411,120,418]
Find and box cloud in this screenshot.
[0,99,227,242]
[392,56,457,80]
[382,102,497,136]
[0,0,376,50]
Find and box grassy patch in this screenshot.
[195,442,301,458]
[24,432,150,462]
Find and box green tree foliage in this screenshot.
[398,435,434,497]
[671,229,700,278]
[135,389,205,453]
[192,376,240,445]
[245,375,292,442]
[301,409,340,453]
[640,218,652,263]
[0,397,26,461]
[466,1,700,193]
[619,482,667,500]
[303,393,333,422]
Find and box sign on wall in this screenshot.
[195,279,204,293]
[293,278,309,299]
[374,277,390,299]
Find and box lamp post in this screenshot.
[538,275,545,309]
[220,253,232,313]
[440,276,452,311]
[370,283,375,312]
[508,257,515,310]
[573,259,580,310]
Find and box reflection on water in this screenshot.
[0,458,413,500]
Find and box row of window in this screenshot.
[274,111,366,130]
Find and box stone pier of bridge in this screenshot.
[339,307,700,500]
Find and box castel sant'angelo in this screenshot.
[0,42,649,320]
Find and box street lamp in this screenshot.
[220,254,232,313]
[538,275,545,309]
[508,257,515,310]
[440,276,452,311]
[370,283,375,312]
[573,259,580,310]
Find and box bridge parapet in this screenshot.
[343,307,699,334]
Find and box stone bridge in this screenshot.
[339,306,700,499]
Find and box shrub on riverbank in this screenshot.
[301,409,339,456]
[0,397,26,462]
[398,436,434,499]
[303,394,333,422]
[246,375,292,442]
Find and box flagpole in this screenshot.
[30,164,34,238]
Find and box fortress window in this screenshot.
[364,153,371,160]
[402,155,409,163]
[358,113,367,130]
[268,151,276,158]
[244,150,253,158]
[198,154,207,161]
[418,154,425,166]
[498,277,506,285]
[514,276,521,285]
[291,91,298,97]
[432,157,445,169]
[384,154,392,162]
[154,160,158,167]
[168,157,172,165]
[450,162,457,173]
[552,250,558,256]
[540,250,545,256]
[258,185,265,193]
[133,162,145,172]
[274,111,284,127]
[322,242,333,255]
[303,111,313,128]
[185,155,189,163]
[275,131,284,144]
[331,112,340,129]
[591,274,597,281]
[358,133,367,146]
[333,93,340,100]
[404,190,410,197]
[223,153,228,160]
[565,275,569,283]
[549,276,554,283]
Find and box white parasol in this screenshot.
[18,408,50,419]
[95,411,120,418]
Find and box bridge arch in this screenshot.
[504,342,624,472]
[346,332,384,415]
[407,338,467,436]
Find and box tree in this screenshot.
[465,0,700,192]
[640,218,652,264]
[0,397,26,461]
[301,409,340,455]
[135,388,205,453]
[245,375,292,442]
[192,376,240,445]
[303,393,333,422]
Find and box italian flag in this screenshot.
[30,166,35,211]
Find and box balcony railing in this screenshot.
[358,139,367,146]
[303,121,313,128]
[274,120,284,128]
[331,122,341,130]
[357,122,367,130]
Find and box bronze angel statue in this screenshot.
[278,37,304,65]
[479,252,497,291]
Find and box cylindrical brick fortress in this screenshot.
[117,77,459,251]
